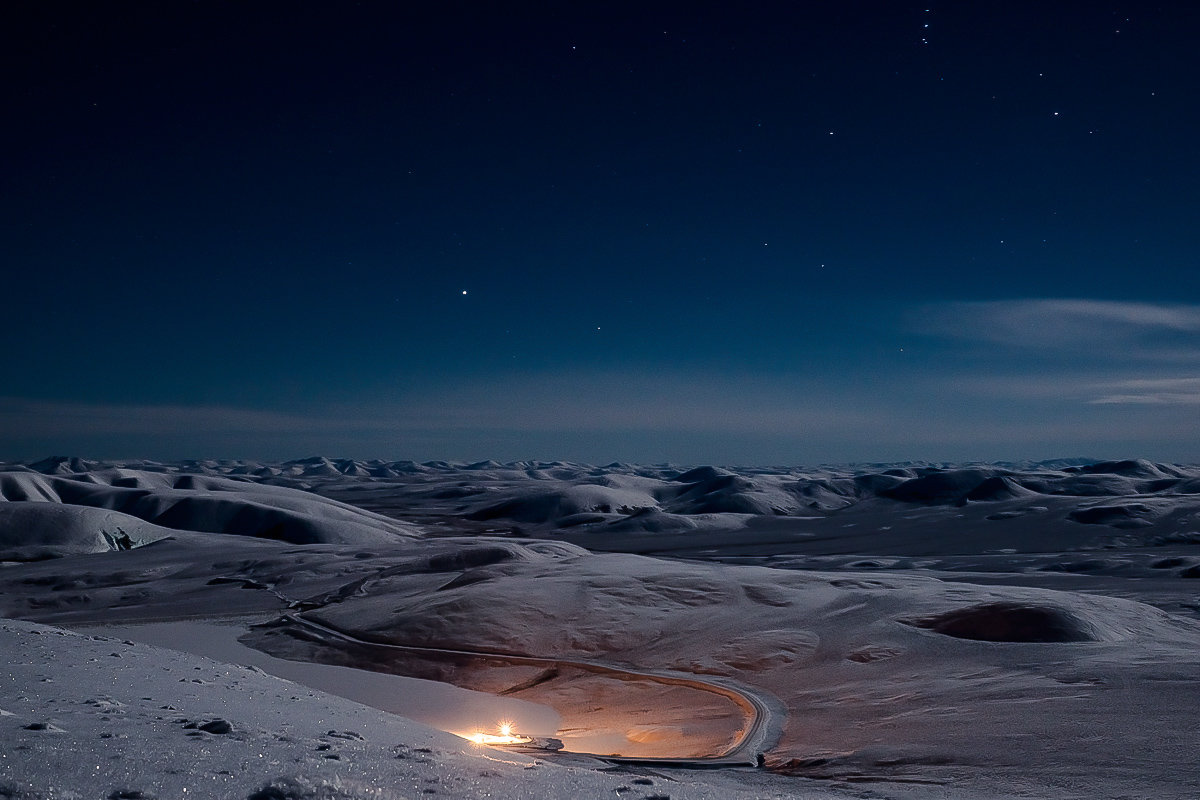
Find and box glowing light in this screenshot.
[464,720,532,746]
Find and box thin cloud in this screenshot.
[1090,394,1200,405]
[1089,377,1200,405]
[916,299,1200,350]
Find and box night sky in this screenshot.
[3,2,1198,464]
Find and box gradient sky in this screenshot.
[3,2,1198,464]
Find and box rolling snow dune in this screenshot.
[273,457,1200,544]
[468,483,658,523]
[301,551,1191,658]
[0,503,180,560]
[0,469,420,557]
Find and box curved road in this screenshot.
[279,614,783,767]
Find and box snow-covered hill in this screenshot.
[2,457,1199,798]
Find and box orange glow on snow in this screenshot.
[465,720,531,745]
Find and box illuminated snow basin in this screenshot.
[78,619,562,741]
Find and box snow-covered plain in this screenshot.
[2,456,1200,798]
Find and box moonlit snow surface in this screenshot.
[79,619,564,740]
[2,457,1200,798]
[1,618,811,800]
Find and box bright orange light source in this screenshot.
[465,720,532,746]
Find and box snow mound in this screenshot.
[299,551,1193,666]
[468,484,657,523]
[0,470,420,551]
[599,507,701,533]
[964,476,1040,502]
[661,469,792,515]
[1069,459,1181,479]
[0,504,179,560]
[1028,473,1147,496]
[789,478,863,510]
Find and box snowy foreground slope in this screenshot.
[2,457,1200,799]
[1,617,816,800]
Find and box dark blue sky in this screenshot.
[3,2,1198,464]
